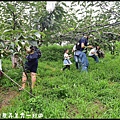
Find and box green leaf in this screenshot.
[40,32,46,38]
[18,41,23,48]
[7,3,16,12]
[0,41,5,48]
[3,29,13,34]
[34,32,41,38]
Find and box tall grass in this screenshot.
[0,44,120,119]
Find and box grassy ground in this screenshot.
[0,45,120,119]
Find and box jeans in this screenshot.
[74,55,81,69]
[79,51,89,72]
[91,55,99,63]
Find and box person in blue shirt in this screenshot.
[78,34,93,72]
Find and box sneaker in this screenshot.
[19,87,24,91]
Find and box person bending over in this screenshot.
[88,46,100,63]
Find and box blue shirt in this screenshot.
[79,36,88,51]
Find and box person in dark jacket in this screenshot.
[19,46,39,91]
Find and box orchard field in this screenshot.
[0,44,120,119]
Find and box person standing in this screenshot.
[78,34,93,72]
[19,46,39,91]
[0,55,3,77]
[88,46,100,63]
[72,43,81,69]
[62,49,72,71]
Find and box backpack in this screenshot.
[76,43,81,50]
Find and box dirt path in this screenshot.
[0,87,19,112]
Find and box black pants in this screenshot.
[63,65,70,71]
